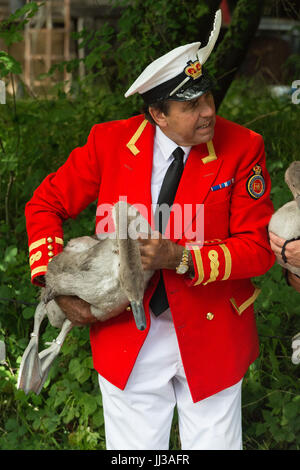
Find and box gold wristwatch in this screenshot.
[176,247,189,274]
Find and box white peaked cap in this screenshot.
[125,42,201,98]
[125,9,222,100]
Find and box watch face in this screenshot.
[177,264,189,274]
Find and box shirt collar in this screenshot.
[155,125,191,163]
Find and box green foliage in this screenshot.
[218,77,300,174]
[114,0,209,83]
[0,51,22,77]
[0,0,299,451]
[0,2,39,79]
[0,1,39,47]
[283,52,300,80]
[219,77,300,450]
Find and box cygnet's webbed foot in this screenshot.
[35,319,74,395]
[130,301,147,331]
[17,304,73,395]
[17,302,47,394]
[17,333,43,394]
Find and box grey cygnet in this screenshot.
[17,201,155,395]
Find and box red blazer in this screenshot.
[25,114,275,403]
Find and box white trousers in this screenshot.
[98,308,243,450]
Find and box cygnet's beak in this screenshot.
[130,301,147,331]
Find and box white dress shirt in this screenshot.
[151,126,191,205]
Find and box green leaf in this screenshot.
[69,358,81,377]
[0,52,22,77]
[92,409,104,427]
[283,401,299,420]
[22,306,35,319]
[63,406,75,424]
[79,393,97,417]
[0,285,14,299]
[4,246,18,264]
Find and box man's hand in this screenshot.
[54,295,98,326]
[137,231,183,271]
[269,232,300,267]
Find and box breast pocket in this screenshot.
[204,196,231,240]
[207,179,234,204]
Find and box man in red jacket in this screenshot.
[25,11,275,449]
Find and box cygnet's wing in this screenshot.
[44,236,112,303]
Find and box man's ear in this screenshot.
[148,106,168,128]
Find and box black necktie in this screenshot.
[150,146,185,316]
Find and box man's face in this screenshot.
[150,91,216,146]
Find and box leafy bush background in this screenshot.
[0,1,299,450]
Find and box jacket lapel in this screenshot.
[120,118,155,226]
[167,141,223,243]
[176,142,223,204]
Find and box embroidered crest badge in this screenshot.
[247,165,265,199]
[184,60,202,80]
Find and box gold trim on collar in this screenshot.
[126,119,148,156]
[202,140,217,164]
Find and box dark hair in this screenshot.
[143,100,170,125]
